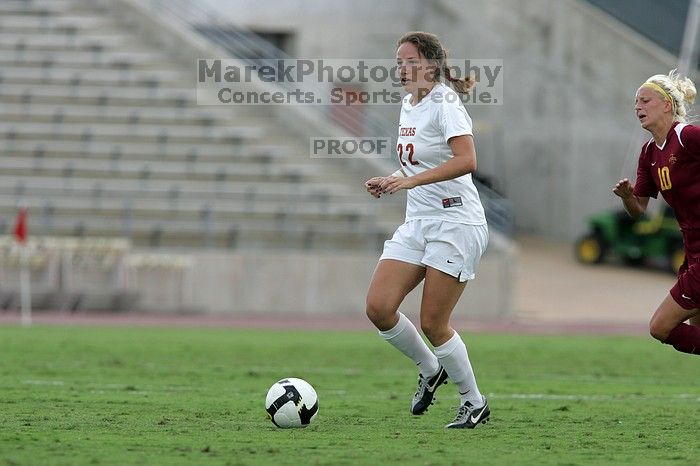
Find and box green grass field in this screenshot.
[0,325,698,466]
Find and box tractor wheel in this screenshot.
[623,255,644,267]
[575,233,607,265]
[668,244,686,275]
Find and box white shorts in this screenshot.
[379,219,488,282]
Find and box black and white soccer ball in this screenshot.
[265,378,319,428]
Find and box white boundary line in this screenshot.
[487,393,700,402]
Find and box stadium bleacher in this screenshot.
[0,0,402,251]
[0,0,514,316]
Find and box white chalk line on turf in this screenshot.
[21,379,198,393]
[487,393,700,402]
[23,379,65,386]
[323,390,700,403]
[21,380,699,403]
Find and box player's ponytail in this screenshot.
[670,69,697,107]
[397,31,475,94]
[443,61,476,94]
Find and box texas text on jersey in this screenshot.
[396,83,486,226]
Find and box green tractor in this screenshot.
[575,205,685,274]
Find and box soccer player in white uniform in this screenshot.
[365,31,489,429]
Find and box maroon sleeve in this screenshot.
[680,124,700,154]
[632,143,658,199]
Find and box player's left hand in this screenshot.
[378,176,418,194]
[365,177,385,198]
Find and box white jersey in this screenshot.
[396,83,486,225]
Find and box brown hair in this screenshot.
[396,31,475,94]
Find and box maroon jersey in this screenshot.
[633,122,700,259]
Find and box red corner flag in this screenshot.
[13,208,28,244]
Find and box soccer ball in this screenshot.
[265,378,319,428]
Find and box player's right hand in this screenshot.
[612,178,634,199]
[365,177,384,198]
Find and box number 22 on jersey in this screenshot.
[397,143,419,166]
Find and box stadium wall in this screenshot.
[143,242,515,318]
[0,237,514,317]
[206,0,683,240]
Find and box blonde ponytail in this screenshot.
[670,69,696,106]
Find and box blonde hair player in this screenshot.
[613,69,700,355]
[364,31,489,428]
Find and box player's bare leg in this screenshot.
[649,294,700,354]
[420,267,488,428]
[366,259,424,331]
[366,260,446,414]
[419,267,466,346]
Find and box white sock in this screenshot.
[379,312,440,377]
[434,331,483,406]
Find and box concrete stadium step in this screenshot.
[0,66,183,88]
[5,139,287,162]
[0,14,116,33]
[0,1,75,15]
[0,32,128,51]
[0,104,233,127]
[0,83,196,107]
[0,156,320,182]
[0,122,263,144]
[0,174,364,203]
[0,50,169,68]
[0,201,385,233]
[0,198,384,230]
[0,211,388,250]
[0,64,182,82]
[0,193,377,223]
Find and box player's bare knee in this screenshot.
[364,300,381,324]
[365,298,395,328]
[649,319,670,342]
[420,319,445,345]
[649,327,669,342]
